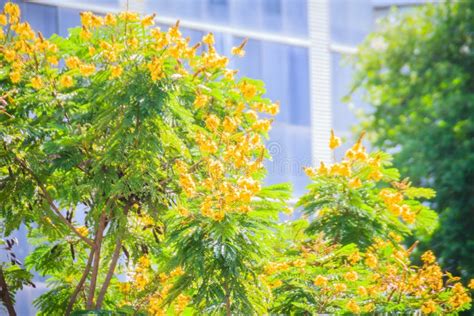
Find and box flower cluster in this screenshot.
[266,234,472,314]
[118,255,189,315]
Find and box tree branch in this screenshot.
[0,267,16,316]
[95,201,133,309]
[86,212,107,308]
[65,247,96,316]
[13,156,95,247]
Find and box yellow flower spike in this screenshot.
[31,76,43,90]
[202,32,215,46]
[4,3,20,23]
[9,71,21,83]
[80,11,94,28]
[79,63,95,76]
[59,75,73,88]
[318,161,329,175]
[303,167,317,178]
[251,119,272,133]
[421,250,436,264]
[349,177,362,189]
[110,65,123,79]
[268,101,280,116]
[168,20,181,39]
[104,13,117,26]
[468,279,474,289]
[231,38,248,57]
[141,13,156,27]
[329,129,342,150]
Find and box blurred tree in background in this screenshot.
[350,1,474,281]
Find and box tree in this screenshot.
[349,1,474,280]
[0,4,287,314]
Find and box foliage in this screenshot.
[0,3,287,314]
[298,131,438,248]
[0,2,472,315]
[267,133,472,315]
[349,1,474,280]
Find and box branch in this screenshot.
[95,201,133,309]
[86,212,107,308]
[0,267,16,316]
[13,156,95,247]
[65,247,96,316]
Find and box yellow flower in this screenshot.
[79,64,95,76]
[47,56,59,65]
[304,167,317,178]
[0,14,7,26]
[202,32,215,46]
[329,129,341,150]
[59,75,73,88]
[365,253,378,269]
[127,37,139,49]
[80,27,92,40]
[469,279,474,289]
[344,271,358,282]
[314,275,328,287]
[292,259,306,268]
[421,300,437,314]
[76,226,89,237]
[357,286,367,296]
[4,3,20,23]
[104,13,117,26]
[80,11,94,28]
[346,299,360,314]
[148,57,164,81]
[138,255,151,268]
[333,282,347,293]
[231,38,248,57]
[65,56,81,69]
[318,161,329,175]
[119,11,139,22]
[348,251,361,264]
[110,65,123,79]
[205,114,221,131]
[10,71,21,83]
[4,49,16,62]
[194,93,209,109]
[141,14,156,27]
[224,69,236,81]
[421,250,436,264]
[349,177,362,189]
[251,119,272,133]
[31,76,43,90]
[239,81,257,100]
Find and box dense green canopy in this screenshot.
[350,1,474,280]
